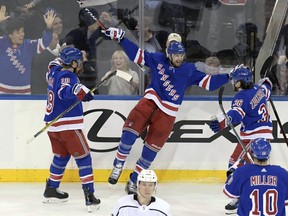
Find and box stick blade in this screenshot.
[26,136,34,144]
[116,70,133,82]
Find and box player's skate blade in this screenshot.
[42,197,68,203]
[225,198,238,215]
[43,179,69,203]
[83,186,101,213]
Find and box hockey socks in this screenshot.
[130,144,157,183]
[114,130,138,166]
[75,155,95,193]
[48,155,70,188]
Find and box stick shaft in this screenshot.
[218,86,254,164]
[27,71,116,144]
[76,0,145,72]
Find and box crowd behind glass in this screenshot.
[0,0,286,96]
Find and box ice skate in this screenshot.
[43,179,68,203]
[125,179,137,194]
[225,198,239,215]
[108,163,123,185]
[83,186,101,213]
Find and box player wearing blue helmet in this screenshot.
[224,138,288,216]
[230,64,253,91]
[251,138,271,160]
[102,27,230,194]
[43,47,100,212]
[210,64,274,213]
[166,41,186,68]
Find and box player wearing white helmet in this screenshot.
[112,170,172,216]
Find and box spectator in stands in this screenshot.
[276,64,288,95]
[195,56,221,75]
[31,7,63,94]
[232,22,262,66]
[0,5,55,94]
[101,50,139,95]
[63,7,111,92]
[135,16,163,89]
[14,0,42,17]
[13,0,45,39]
[135,16,162,53]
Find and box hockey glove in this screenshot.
[228,64,245,80]
[209,114,227,133]
[258,77,272,88]
[72,83,93,101]
[277,55,286,65]
[102,27,125,43]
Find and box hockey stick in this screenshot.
[76,0,145,72]
[218,86,254,163]
[259,57,288,146]
[259,55,274,79]
[26,70,118,144]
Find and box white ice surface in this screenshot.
[0,182,232,216]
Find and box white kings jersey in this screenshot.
[112,194,172,216]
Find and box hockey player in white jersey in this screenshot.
[102,27,230,195]
[112,170,172,216]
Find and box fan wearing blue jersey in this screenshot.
[0,5,54,94]
[209,64,274,213]
[102,27,230,194]
[224,138,288,216]
[43,47,100,213]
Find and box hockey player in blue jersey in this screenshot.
[102,27,230,194]
[209,65,274,213]
[224,138,288,216]
[43,47,100,212]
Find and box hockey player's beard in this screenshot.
[171,60,183,68]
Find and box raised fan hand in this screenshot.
[0,6,10,23]
[43,9,56,29]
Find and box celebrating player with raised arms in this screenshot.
[210,65,274,213]
[102,27,230,194]
[224,138,288,216]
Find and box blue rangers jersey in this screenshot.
[226,82,273,139]
[44,65,84,132]
[120,38,229,117]
[224,164,288,216]
[0,30,52,94]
